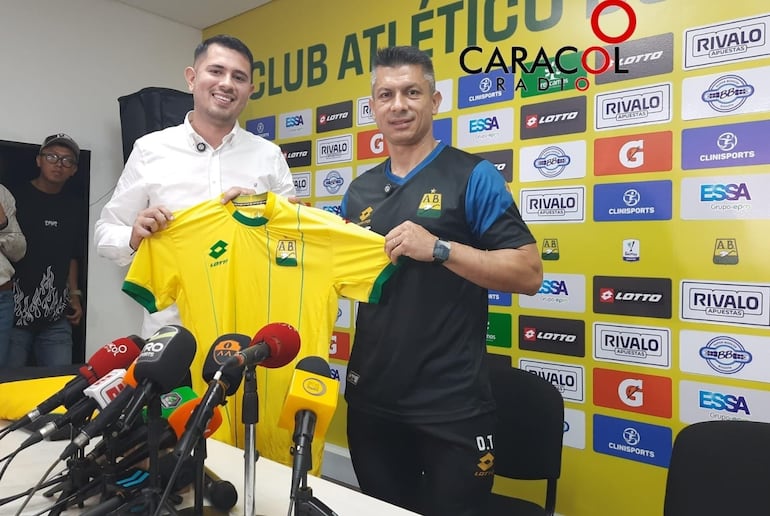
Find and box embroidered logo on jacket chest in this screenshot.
[417,189,442,218]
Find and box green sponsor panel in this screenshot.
[520,51,587,98]
[486,312,512,348]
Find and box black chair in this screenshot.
[487,356,564,516]
[664,420,770,516]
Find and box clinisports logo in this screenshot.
[459,0,638,92]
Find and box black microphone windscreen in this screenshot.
[204,466,238,511]
[296,355,332,377]
[134,325,197,392]
[202,333,251,396]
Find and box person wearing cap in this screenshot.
[7,133,84,367]
[0,182,27,367]
[94,34,295,339]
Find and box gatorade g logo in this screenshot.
[619,140,644,168]
[619,378,644,407]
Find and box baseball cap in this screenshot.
[41,133,80,159]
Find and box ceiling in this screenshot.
[116,0,273,30]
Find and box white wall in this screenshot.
[0,0,201,355]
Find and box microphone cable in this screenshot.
[13,456,63,516]
[0,448,19,482]
[0,472,67,508]
[0,425,13,441]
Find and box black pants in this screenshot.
[347,406,495,516]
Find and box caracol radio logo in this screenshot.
[459,0,638,93]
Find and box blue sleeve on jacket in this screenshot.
[465,160,513,238]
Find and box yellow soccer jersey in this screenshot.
[122,192,397,469]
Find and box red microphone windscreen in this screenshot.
[87,336,144,379]
[253,323,301,369]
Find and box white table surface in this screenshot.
[0,421,419,515]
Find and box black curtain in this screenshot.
[118,87,193,163]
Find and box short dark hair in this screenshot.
[194,34,254,77]
[372,46,436,92]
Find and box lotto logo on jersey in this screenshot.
[417,191,442,218]
[275,240,298,267]
[209,240,228,264]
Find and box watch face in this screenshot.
[433,240,450,263]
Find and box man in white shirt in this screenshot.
[0,185,26,366]
[95,34,295,337]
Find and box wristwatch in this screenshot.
[433,239,451,264]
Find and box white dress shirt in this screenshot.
[95,112,295,335]
[0,185,26,284]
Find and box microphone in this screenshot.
[85,386,198,466]
[58,367,140,460]
[4,335,143,433]
[16,369,127,452]
[203,466,238,512]
[196,142,206,152]
[116,393,223,471]
[172,334,251,461]
[113,325,197,434]
[277,356,339,499]
[60,326,196,459]
[223,322,301,369]
[202,333,251,396]
[384,183,394,195]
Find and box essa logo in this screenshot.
[539,280,569,295]
[285,115,304,128]
[700,183,751,201]
[470,116,500,133]
[699,390,750,414]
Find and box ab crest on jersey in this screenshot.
[417,189,443,218]
[276,239,298,267]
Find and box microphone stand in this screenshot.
[48,448,92,515]
[291,441,337,516]
[242,364,260,516]
[295,486,338,516]
[177,435,222,515]
[137,394,180,515]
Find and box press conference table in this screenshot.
[0,421,419,515]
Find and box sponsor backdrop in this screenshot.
[207,1,770,514]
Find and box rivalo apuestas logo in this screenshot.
[459,0,641,93]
